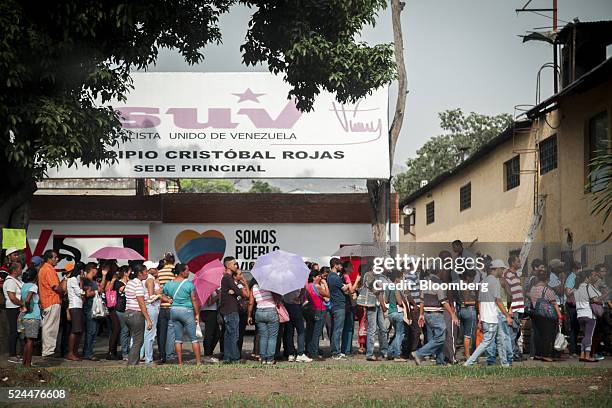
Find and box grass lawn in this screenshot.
[1,362,611,407]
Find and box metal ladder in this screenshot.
[518,195,546,276]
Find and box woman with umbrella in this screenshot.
[247,278,279,364]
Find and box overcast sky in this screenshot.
[148,0,612,169]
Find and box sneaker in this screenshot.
[332,355,344,360]
[594,353,605,361]
[287,355,296,362]
[366,356,379,362]
[339,353,347,358]
[393,357,408,362]
[204,356,219,363]
[7,356,20,364]
[296,354,312,363]
[411,351,421,366]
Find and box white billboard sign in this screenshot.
[48,72,390,179]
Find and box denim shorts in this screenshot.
[23,318,40,339]
[171,307,198,344]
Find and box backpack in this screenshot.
[533,287,556,320]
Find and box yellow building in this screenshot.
[399,21,612,267]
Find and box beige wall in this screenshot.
[402,77,612,265]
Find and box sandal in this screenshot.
[579,358,597,362]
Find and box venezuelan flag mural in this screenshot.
[174,229,226,272]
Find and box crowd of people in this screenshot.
[1,240,610,367]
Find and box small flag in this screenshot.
[2,228,27,250]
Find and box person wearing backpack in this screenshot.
[82,262,107,361]
[527,265,563,362]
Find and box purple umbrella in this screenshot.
[193,259,225,305]
[89,246,144,260]
[250,250,309,295]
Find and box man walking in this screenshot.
[503,255,525,361]
[464,259,513,367]
[39,250,63,357]
[412,268,459,365]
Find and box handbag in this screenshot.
[554,325,568,351]
[195,323,203,339]
[91,292,109,319]
[302,285,315,320]
[105,288,117,308]
[534,287,557,320]
[276,302,290,323]
[587,285,604,318]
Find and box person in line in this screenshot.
[305,270,329,360]
[113,265,131,360]
[124,264,153,366]
[162,263,201,365]
[502,255,525,361]
[283,287,311,362]
[528,264,563,362]
[39,250,63,358]
[248,279,280,364]
[20,268,41,367]
[319,267,333,343]
[3,262,24,363]
[141,261,162,365]
[401,261,422,359]
[201,286,221,363]
[387,269,408,361]
[156,253,176,364]
[363,267,389,361]
[235,269,250,356]
[219,257,248,363]
[82,262,106,361]
[327,258,349,360]
[525,258,545,358]
[575,268,601,362]
[464,260,513,367]
[65,264,84,361]
[341,261,359,356]
[591,264,610,361]
[564,261,582,357]
[456,269,478,360]
[486,260,514,366]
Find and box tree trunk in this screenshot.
[0,162,37,238]
[368,0,407,244]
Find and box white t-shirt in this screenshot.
[3,276,23,308]
[478,274,502,324]
[575,283,600,319]
[67,276,83,309]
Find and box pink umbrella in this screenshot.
[89,247,144,261]
[193,259,225,305]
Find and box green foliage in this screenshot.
[587,150,612,223]
[249,180,282,193]
[180,179,238,193]
[1,1,395,182]
[394,109,513,199]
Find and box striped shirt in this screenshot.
[503,268,525,313]
[403,271,421,304]
[252,285,275,309]
[158,264,175,308]
[125,278,145,311]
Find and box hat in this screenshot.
[143,260,158,270]
[490,259,507,269]
[548,259,565,269]
[64,262,75,272]
[31,256,43,266]
[5,248,19,256]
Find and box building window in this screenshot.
[426,201,435,224]
[504,155,520,191]
[539,135,558,175]
[459,183,471,211]
[587,111,609,192]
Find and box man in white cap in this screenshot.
[464,259,513,367]
[3,248,22,269]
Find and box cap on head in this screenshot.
[5,248,19,256]
[490,259,507,269]
[548,259,564,269]
[31,256,43,266]
[143,260,158,270]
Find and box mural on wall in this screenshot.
[27,229,148,269]
[175,229,226,272]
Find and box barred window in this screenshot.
[587,111,609,192]
[539,135,558,175]
[459,183,471,211]
[426,201,435,225]
[504,155,520,191]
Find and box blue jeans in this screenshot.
[510,312,522,358]
[171,307,198,344]
[223,312,241,362]
[308,310,326,357]
[256,308,280,362]
[140,304,159,363]
[388,311,405,358]
[366,305,389,358]
[415,312,446,365]
[330,307,345,356]
[285,303,306,356]
[341,306,355,354]
[115,311,130,358]
[459,305,477,340]
[486,312,513,365]
[465,321,509,366]
[83,311,98,359]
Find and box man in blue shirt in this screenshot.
[327,258,348,359]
